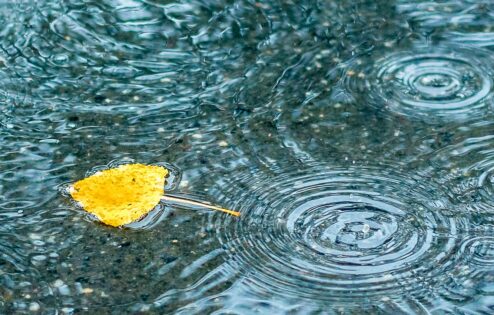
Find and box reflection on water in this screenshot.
[1,0,494,313]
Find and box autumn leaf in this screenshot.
[70,163,239,227]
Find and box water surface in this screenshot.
[1,0,494,313]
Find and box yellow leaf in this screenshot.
[69,163,240,227]
[70,164,168,227]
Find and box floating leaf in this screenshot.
[70,164,168,227]
[70,163,239,227]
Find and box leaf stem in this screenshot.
[161,195,240,217]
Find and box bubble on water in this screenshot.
[345,45,494,122]
[209,163,467,303]
[28,302,40,312]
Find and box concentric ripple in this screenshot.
[436,235,494,309]
[210,164,465,301]
[346,45,494,121]
[421,130,494,209]
[397,1,494,49]
[460,237,494,269]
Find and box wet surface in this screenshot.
[2,0,494,313]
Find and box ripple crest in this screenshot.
[210,164,465,301]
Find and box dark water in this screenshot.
[2,0,494,313]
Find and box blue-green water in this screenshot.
[2,0,494,313]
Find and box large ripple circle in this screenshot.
[346,45,494,120]
[211,165,465,301]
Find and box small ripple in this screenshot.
[397,1,494,30]
[422,131,494,209]
[209,164,465,302]
[0,233,28,274]
[460,237,494,269]
[346,45,494,121]
[436,234,494,309]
